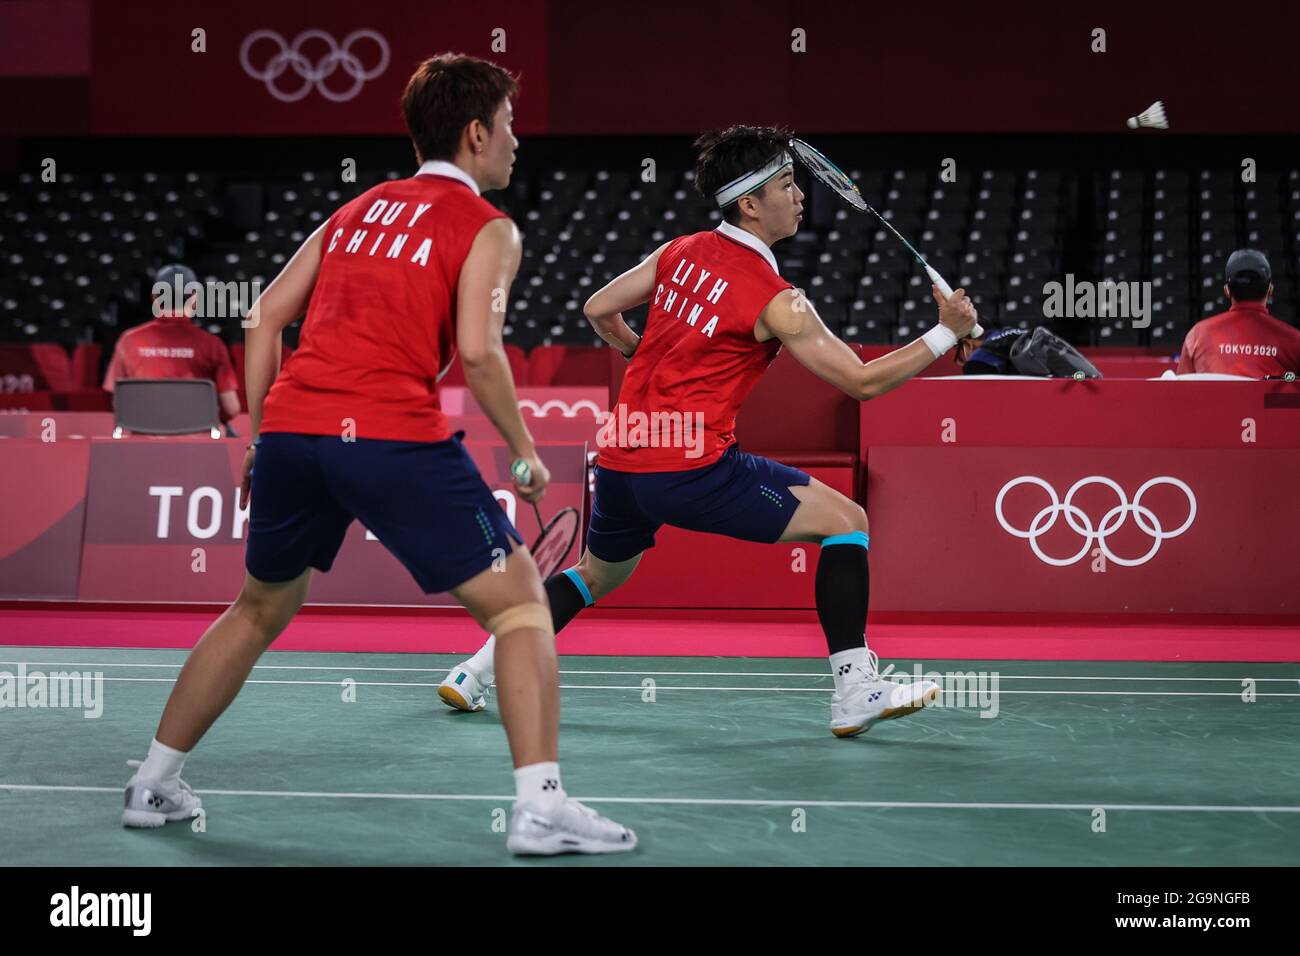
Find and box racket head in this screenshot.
[791,139,982,337]
[790,138,868,212]
[529,506,580,580]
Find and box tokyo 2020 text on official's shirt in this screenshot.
[1177,301,1300,377]
[259,161,508,443]
[597,221,794,473]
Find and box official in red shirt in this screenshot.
[1178,249,1300,377]
[102,263,241,421]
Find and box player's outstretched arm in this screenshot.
[457,218,547,501]
[583,242,670,358]
[245,223,327,437]
[761,285,978,401]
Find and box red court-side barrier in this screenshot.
[2,380,1298,620]
[0,432,586,606]
[867,446,1300,613]
[0,440,89,599]
[853,378,1300,615]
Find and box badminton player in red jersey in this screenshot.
[121,54,635,856]
[443,126,980,738]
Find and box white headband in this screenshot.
[713,151,793,208]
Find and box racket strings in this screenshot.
[530,507,580,579]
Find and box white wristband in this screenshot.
[921,324,959,359]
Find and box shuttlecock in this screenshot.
[1126,101,1168,129]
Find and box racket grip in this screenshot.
[510,458,531,486]
[925,266,985,339]
[926,265,953,300]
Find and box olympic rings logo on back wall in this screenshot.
[240,29,390,103]
[995,476,1196,567]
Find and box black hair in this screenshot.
[401,53,518,163]
[693,125,793,224]
[1228,275,1270,302]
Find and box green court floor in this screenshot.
[2,647,1298,866]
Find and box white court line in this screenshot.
[1,661,1297,682]
[25,675,1300,697]
[1,782,1297,814]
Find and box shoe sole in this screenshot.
[881,683,941,720]
[437,684,482,712]
[831,683,940,738]
[121,809,167,828]
[507,834,638,856]
[121,807,195,828]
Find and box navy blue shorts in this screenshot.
[587,446,811,563]
[245,431,523,594]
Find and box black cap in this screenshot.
[1225,249,1271,287]
[153,262,198,288]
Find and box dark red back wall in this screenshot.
[4,0,1299,136]
[547,0,1300,133]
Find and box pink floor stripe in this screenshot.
[1,608,1298,661]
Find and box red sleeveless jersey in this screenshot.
[598,223,793,472]
[260,165,507,442]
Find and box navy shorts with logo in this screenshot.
[245,431,523,594]
[586,445,811,563]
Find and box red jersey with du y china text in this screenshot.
[259,163,507,442]
[598,222,794,472]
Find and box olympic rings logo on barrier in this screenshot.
[239,29,390,103]
[994,476,1196,567]
[518,399,605,419]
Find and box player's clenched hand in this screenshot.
[932,285,978,339]
[239,445,256,510]
[513,454,550,504]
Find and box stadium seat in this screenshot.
[112,379,221,436]
[0,343,73,391]
[5,150,1298,369]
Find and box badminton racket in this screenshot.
[789,137,984,338]
[510,458,579,579]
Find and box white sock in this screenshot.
[137,738,188,788]
[829,648,870,694]
[514,761,565,811]
[466,634,496,684]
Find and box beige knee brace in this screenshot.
[485,602,554,639]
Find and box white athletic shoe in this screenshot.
[438,664,491,712]
[121,760,202,828]
[830,651,940,738]
[507,798,638,856]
